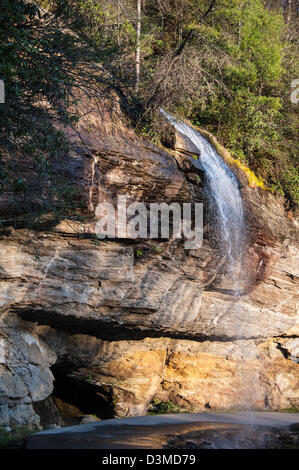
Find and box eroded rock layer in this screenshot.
[0,97,298,428]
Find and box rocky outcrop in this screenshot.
[20,326,297,418]
[0,95,298,429]
[0,322,55,430]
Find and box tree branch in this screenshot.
[174,0,217,57]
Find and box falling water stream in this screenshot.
[160,109,245,272]
[160,110,260,440]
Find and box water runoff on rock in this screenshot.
[160,109,245,284]
[161,110,262,421]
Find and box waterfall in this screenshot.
[161,110,260,416]
[160,109,245,277]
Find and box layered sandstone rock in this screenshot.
[0,96,298,428]
[0,323,55,429]
[4,324,296,420]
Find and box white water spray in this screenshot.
[160,109,244,274]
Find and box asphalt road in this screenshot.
[26,412,299,449]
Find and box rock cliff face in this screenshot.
[0,97,298,429]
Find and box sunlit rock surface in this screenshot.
[0,95,298,428]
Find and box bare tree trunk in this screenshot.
[286,0,292,25]
[284,0,293,40]
[117,2,120,46]
[173,0,217,58]
[144,0,218,112]
[135,0,141,93]
[238,21,242,44]
[178,19,183,46]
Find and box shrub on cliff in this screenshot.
[0,0,117,223]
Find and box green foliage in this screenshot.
[148,398,192,415]
[0,0,123,224]
[221,0,285,86]
[138,0,297,206]
[165,0,296,206]
[0,0,77,218]
[208,91,282,162]
[0,1,76,135]
[0,425,40,449]
[0,0,298,218]
[278,166,299,205]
